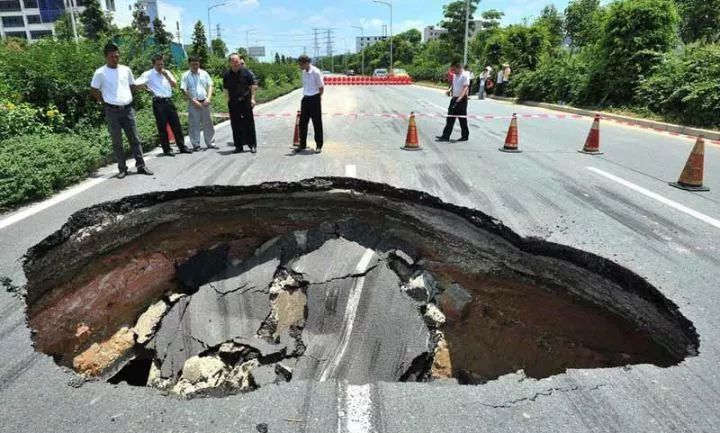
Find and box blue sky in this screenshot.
[139,0,571,60]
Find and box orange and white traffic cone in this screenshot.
[578,114,603,154]
[670,136,710,191]
[292,110,301,147]
[402,112,421,151]
[499,114,522,153]
[166,123,176,144]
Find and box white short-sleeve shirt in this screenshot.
[451,70,470,97]
[136,68,175,98]
[302,65,324,96]
[181,69,213,100]
[90,65,135,106]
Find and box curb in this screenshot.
[491,96,720,143]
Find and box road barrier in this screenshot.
[323,75,413,85]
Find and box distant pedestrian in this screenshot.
[223,53,258,154]
[436,60,470,142]
[137,53,192,157]
[181,55,217,151]
[496,67,505,96]
[479,66,492,100]
[465,64,474,94]
[295,55,324,154]
[90,42,153,179]
[502,63,512,94]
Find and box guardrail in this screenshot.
[323,76,413,86]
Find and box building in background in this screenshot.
[423,25,447,42]
[0,0,117,41]
[356,35,387,52]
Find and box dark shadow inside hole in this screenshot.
[108,357,152,387]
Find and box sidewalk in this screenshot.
[491,96,720,143]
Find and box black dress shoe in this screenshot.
[192,146,201,151]
[233,148,244,153]
[250,146,257,154]
[179,148,193,154]
[315,148,322,154]
[117,170,128,179]
[207,144,219,150]
[457,137,469,142]
[435,136,450,142]
[293,147,306,153]
[163,150,175,157]
[137,167,154,175]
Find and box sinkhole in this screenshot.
[22,178,698,398]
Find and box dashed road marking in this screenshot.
[587,166,720,230]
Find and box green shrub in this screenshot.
[0,101,65,138]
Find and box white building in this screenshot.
[0,0,117,41]
[113,0,157,29]
[423,25,447,42]
[356,35,387,52]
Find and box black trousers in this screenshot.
[152,99,186,152]
[229,99,257,150]
[299,94,323,149]
[441,97,469,139]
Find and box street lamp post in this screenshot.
[65,0,79,43]
[463,0,470,65]
[352,25,365,76]
[207,2,227,54]
[372,0,393,73]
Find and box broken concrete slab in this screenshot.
[133,300,169,344]
[291,238,380,284]
[72,326,136,378]
[438,283,473,324]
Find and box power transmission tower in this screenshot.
[313,28,320,64]
[326,29,334,72]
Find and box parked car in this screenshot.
[391,68,410,77]
[372,68,388,77]
[346,69,356,76]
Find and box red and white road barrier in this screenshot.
[323,76,413,86]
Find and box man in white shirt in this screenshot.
[436,61,470,142]
[136,53,191,156]
[294,55,324,154]
[90,42,153,178]
[181,55,217,151]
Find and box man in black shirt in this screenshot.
[223,54,258,153]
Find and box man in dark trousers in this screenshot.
[436,60,470,142]
[223,54,258,153]
[294,55,324,154]
[90,42,153,178]
[137,53,192,156]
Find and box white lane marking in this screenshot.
[586,166,720,229]
[345,164,357,178]
[345,384,373,433]
[319,248,376,382]
[0,151,163,231]
[418,98,447,112]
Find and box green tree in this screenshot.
[676,0,720,43]
[152,17,172,46]
[191,21,209,65]
[470,9,505,65]
[502,24,553,71]
[439,0,480,55]
[600,0,680,103]
[53,12,75,41]
[132,1,152,39]
[274,52,281,63]
[211,38,227,57]
[564,0,602,49]
[80,0,111,41]
[535,5,564,47]
[281,54,286,63]
[477,9,504,31]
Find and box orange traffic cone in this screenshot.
[499,114,522,153]
[578,114,603,154]
[670,136,709,191]
[402,112,421,151]
[292,110,301,147]
[166,123,176,144]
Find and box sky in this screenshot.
[115,0,572,61]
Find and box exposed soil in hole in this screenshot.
[22,178,699,398]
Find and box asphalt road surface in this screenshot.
[1,85,719,433]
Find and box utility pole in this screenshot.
[352,25,364,76]
[373,0,393,72]
[326,29,334,72]
[463,0,470,65]
[208,2,227,54]
[313,28,320,66]
[66,0,79,43]
[216,24,221,41]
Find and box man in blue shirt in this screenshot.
[181,55,217,151]
[223,54,258,154]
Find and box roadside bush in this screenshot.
[0,133,106,209]
[0,101,65,138]
[637,43,720,128]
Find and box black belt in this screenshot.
[153,97,172,103]
[104,102,131,109]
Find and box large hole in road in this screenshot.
[22,178,698,397]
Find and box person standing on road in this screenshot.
[137,53,192,157]
[465,64,474,95]
[294,55,324,154]
[90,42,153,179]
[495,67,505,96]
[223,53,258,154]
[436,61,470,142]
[181,55,217,151]
[502,63,512,95]
[479,66,492,100]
